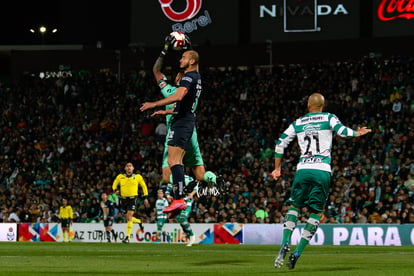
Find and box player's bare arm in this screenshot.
[355,127,372,136]
[153,56,166,82]
[271,157,283,180]
[140,87,188,112]
[151,108,174,117]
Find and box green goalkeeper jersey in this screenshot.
[158,77,176,128]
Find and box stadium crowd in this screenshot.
[0,53,413,226]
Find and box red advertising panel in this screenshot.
[373,0,414,37]
[213,223,243,244]
[130,0,239,46]
[250,0,360,42]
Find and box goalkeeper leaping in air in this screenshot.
[141,33,228,213]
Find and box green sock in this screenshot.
[296,213,321,256]
[204,171,217,184]
[181,221,193,237]
[282,207,299,245]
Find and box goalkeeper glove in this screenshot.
[182,34,192,50]
[160,34,174,57]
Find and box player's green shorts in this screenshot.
[162,127,204,169]
[176,200,192,221]
[157,217,167,229]
[287,169,331,213]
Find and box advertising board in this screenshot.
[373,0,414,37]
[251,0,360,42]
[0,223,17,242]
[130,0,239,46]
[15,223,414,246]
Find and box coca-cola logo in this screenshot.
[159,0,202,22]
[377,0,414,21]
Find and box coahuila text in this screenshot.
[136,228,189,243]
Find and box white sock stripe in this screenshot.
[308,217,320,226]
[287,209,299,217]
[284,221,296,230]
[301,229,313,241]
[178,181,184,195]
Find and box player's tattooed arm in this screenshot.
[153,56,164,73]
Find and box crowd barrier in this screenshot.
[1,223,413,246]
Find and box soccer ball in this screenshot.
[169,31,188,51]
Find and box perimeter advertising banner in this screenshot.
[18,223,217,244]
[16,223,414,245]
[243,224,414,246]
[18,223,60,242]
[130,0,239,46]
[17,223,242,244]
[250,0,360,42]
[0,223,17,242]
[373,0,414,37]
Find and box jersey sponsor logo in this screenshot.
[297,114,327,125]
[182,76,193,82]
[332,116,341,125]
[168,130,174,140]
[301,116,323,123]
[302,157,322,163]
[159,81,167,89]
[303,124,322,131]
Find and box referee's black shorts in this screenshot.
[120,196,137,213]
[60,218,71,228]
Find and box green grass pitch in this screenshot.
[0,243,414,275]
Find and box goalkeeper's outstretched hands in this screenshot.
[160,33,174,57]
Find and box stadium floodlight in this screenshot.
[29,26,58,44]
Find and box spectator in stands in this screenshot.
[255,204,269,223]
[8,207,21,222]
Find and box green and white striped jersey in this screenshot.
[156,198,169,220]
[275,112,356,172]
